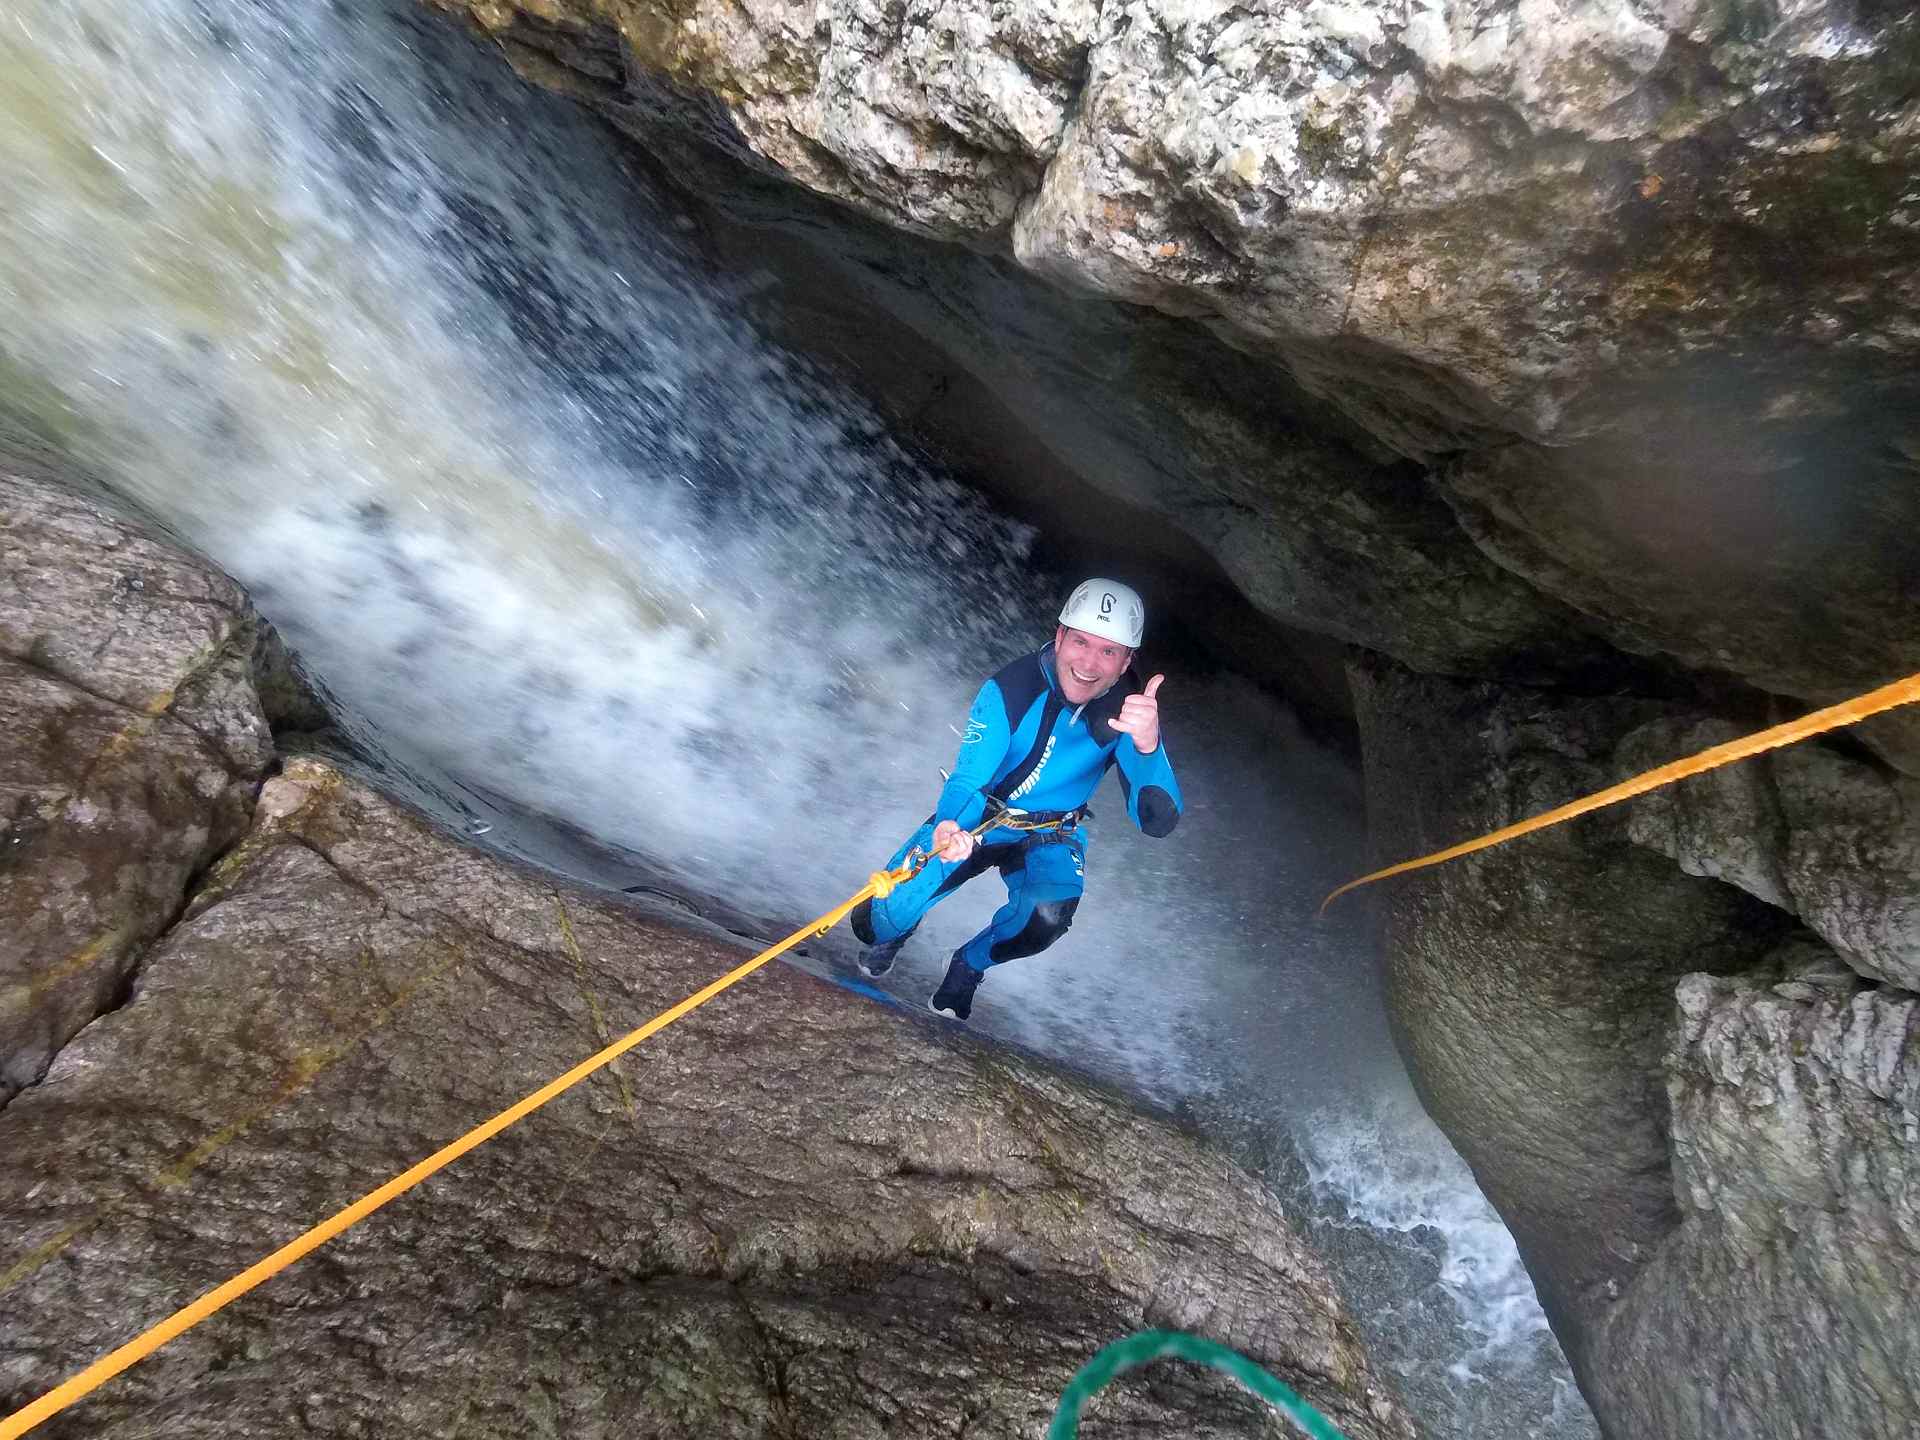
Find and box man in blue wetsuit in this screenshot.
[850,578,1183,1021]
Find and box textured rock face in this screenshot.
[0,471,285,1104]
[1620,717,1920,989]
[1353,659,1920,1439]
[1348,662,1791,1360]
[443,0,1094,240]
[1016,0,1919,440]
[439,0,1920,437]
[0,754,1412,1440]
[1594,957,1919,1440]
[1439,440,1920,765]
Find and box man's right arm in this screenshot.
[932,679,1010,832]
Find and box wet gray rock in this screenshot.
[1017,0,1920,447]
[1349,662,1790,1354]
[1591,955,1919,1440]
[1349,661,1802,1420]
[0,755,1413,1440]
[1619,717,1920,988]
[0,463,1409,1437]
[0,470,287,1105]
[433,0,1095,241]
[1773,749,1920,991]
[434,0,1920,443]
[1615,717,1793,908]
[1354,659,1920,1439]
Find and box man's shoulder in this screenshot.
[983,647,1049,721]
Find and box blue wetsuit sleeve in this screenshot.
[1114,736,1182,837]
[933,679,1010,831]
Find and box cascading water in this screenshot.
[1,2,1594,1434]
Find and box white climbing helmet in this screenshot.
[1058,578,1145,649]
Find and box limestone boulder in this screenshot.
[1348,661,1791,1363]
[1592,952,1919,1440]
[1619,716,1920,989]
[1353,658,1920,1439]
[0,755,1413,1440]
[435,0,1097,239]
[1437,439,1920,770]
[433,0,1920,445]
[0,471,289,1105]
[1016,0,1920,444]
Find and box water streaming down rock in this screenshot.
[0,1,1593,1434]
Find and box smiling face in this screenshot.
[1054,624,1132,705]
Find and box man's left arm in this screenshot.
[1109,674,1182,838]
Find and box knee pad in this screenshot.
[1032,897,1079,945]
[990,897,1080,964]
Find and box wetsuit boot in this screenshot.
[859,935,907,978]
[928,951,983,1021]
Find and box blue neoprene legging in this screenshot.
[858,821,1085,972]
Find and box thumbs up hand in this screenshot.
[1109,673,1165,754]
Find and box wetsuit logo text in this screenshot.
[1008,736,1056,802]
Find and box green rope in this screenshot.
[1047,1330,1351,1440]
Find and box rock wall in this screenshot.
[434,0,1920,436]
[1353,658,1919,1440]
[1593,954,1918,1440]
[0,472,292,1104]
[1348,662,1791,1351]
[0,468,1411,1439]
[1619,717,1920,990]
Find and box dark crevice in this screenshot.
[6,644,182,723]
[0,775,266,1115]
[7,631,263,787]
[154,624,274,768]
[731,1289,798,1434]
[1008,0,1109,221]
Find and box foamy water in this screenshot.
[1301,1094,1555,1363]
[1,2,1591,1433]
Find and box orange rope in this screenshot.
[1321,671,1920,914]
[0,866,914,1439]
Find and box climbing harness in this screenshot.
[1048,1330,1349,1439]
[1321,669,1920,912]
[989,802,1089,831]
[0,800,1077,1438]
[923,793,1084,850]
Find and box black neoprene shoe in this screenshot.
[859,936,907,978]
[928,952,983,1021]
